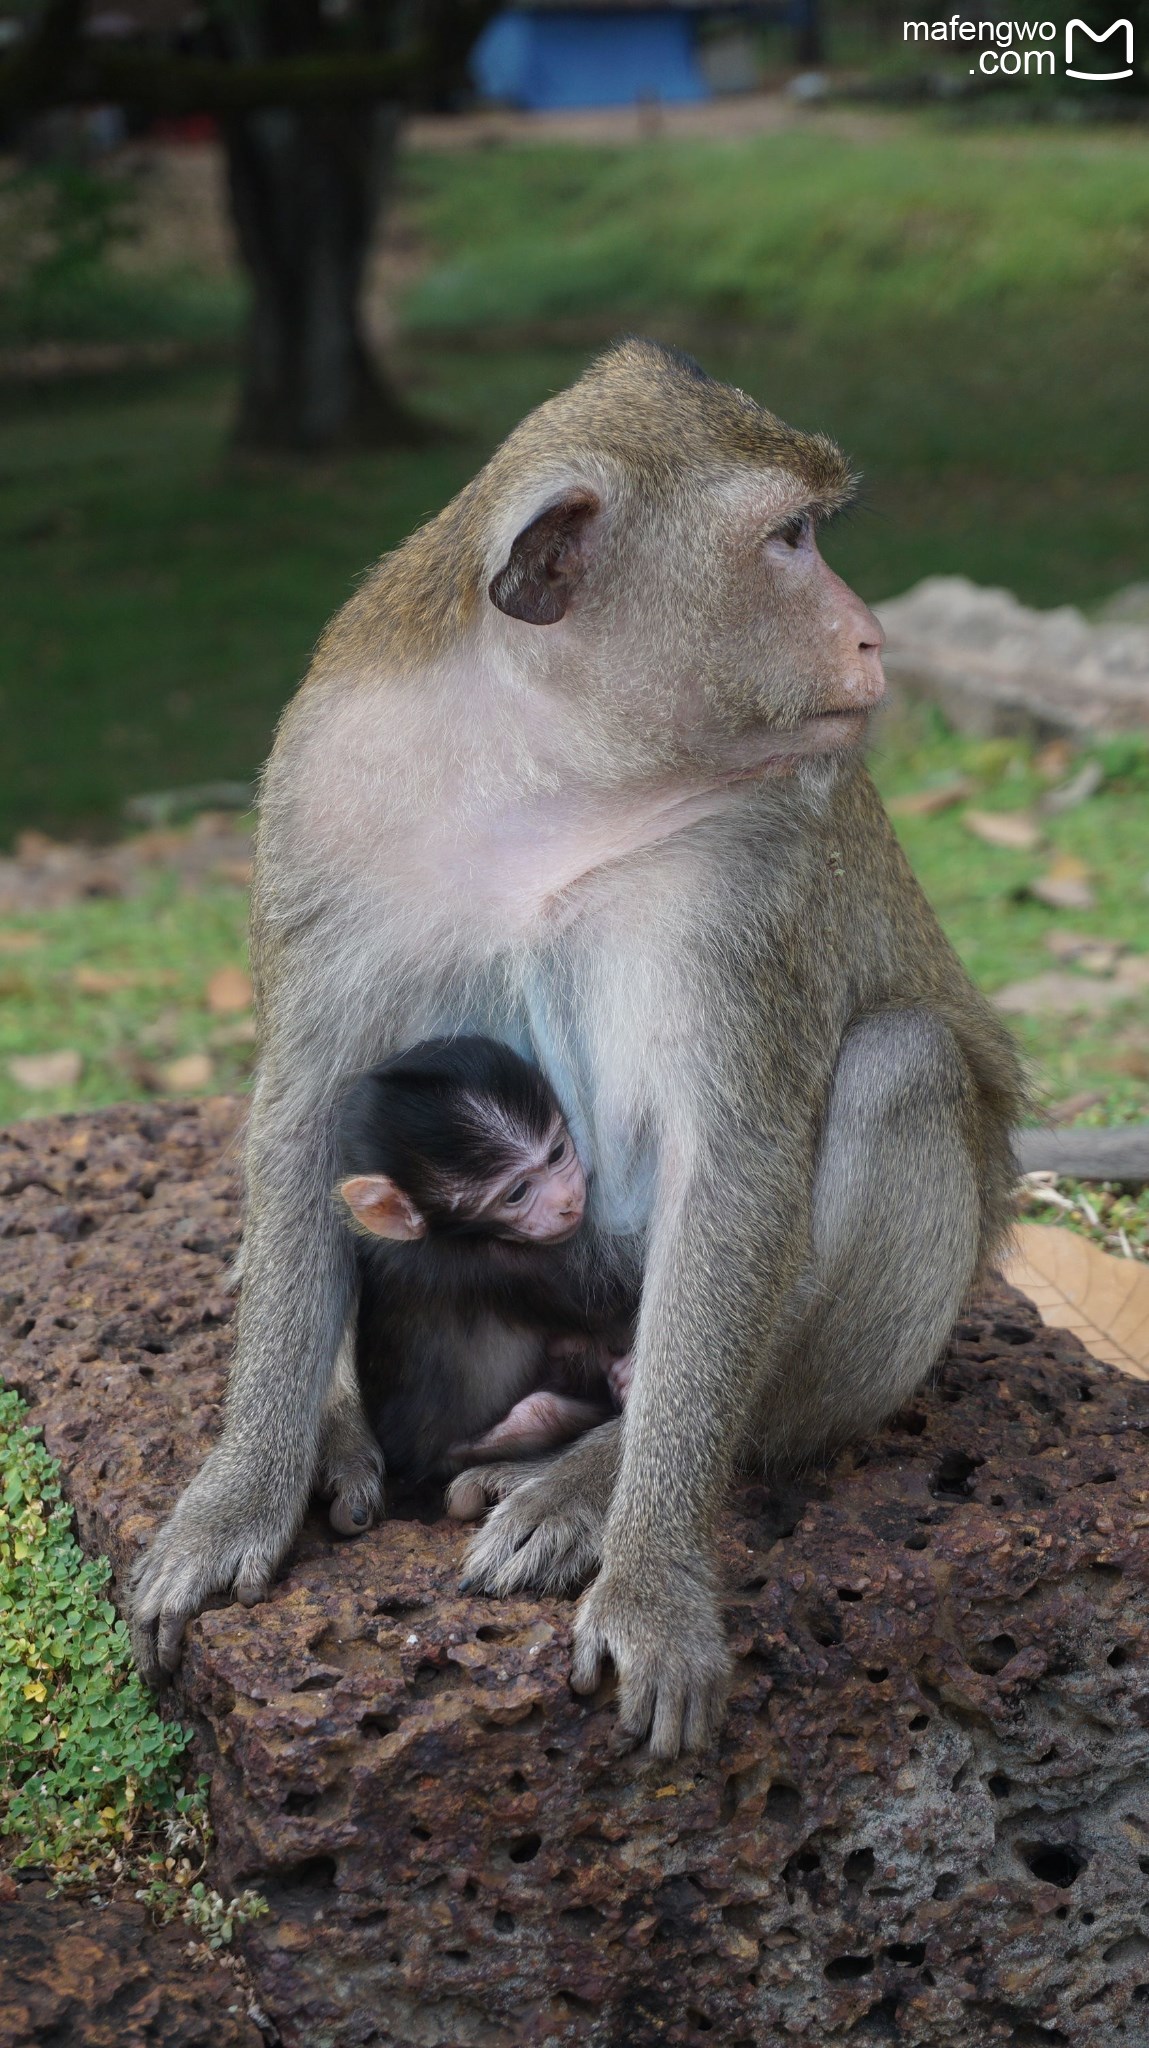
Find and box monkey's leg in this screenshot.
[130,1083,356,1681]
[754,1008,983,1464]
[318,1326,386,1536]
[448,1390,611,1466]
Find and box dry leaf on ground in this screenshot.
[1047,1090,1105,1124]
[0,931,43,954]
[8,1049,82,1091]
[1004,1222,1149,1380]
[204,965,253,1014]
[158,1052,214,1092]
[1028,854,1096,912]
[209,1017,258,1048]
[993,971,1131,1015]
[73,965,141,994]
[1038,760,1105,816]
[887,778,976,818]
[1044,931,1123,975]
[212,857,253,888]
[73,964,180,994]
[963,809,1044,852]
[1034,738,1075,782]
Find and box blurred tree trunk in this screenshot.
[794,0,824,68]
[223,101,420,452]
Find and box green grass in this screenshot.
[870,714,1149,1119]
[0,872,252,1126]
[3,118,1149,840]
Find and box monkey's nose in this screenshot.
[845,643,887,708]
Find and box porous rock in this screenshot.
[0,1881,264,2048]
[2,1099,1148,2048]
[877,576,1149,739]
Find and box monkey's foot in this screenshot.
[606,1350,634,1405]
[316,1360,386,1537]
[449,1419,621,1598]
[318,1422,386,1538]
[571,1562,733,1760]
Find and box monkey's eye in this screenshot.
[776,514,811,549]
[548,1139,567,1165]
[504,1181,530,1205]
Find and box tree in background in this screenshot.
[0,0,494,450]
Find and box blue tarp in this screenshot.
[471,10,710,110]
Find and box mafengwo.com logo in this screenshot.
[902,15,1134,80]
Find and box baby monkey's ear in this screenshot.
[339,1175,428,1241]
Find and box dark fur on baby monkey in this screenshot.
[335,1037,637,1501]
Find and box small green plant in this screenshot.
[0,1387,196,1882]
[1089,734,1149,795]
[181,1879,270,1949]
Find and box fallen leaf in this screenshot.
[209,1016,258,1048]
[212,858,253,888]
[1046,1090,1105,1125]
[1028,854,1096,912]
[1033,738,1075,782]
[8,1049,82,1091]
[73,964,180,994]
[158,1052,214,1092]
[993,971,1130,1016]
[73,965,140,994]
[1115,955,1149,993]
[963,809,1043,853]
[1044,931,1122,975]
[204,965,253,1015]
[1115,1046,1149,1081]
[1039,759,1105,816]
[0,931,42,954]
[1004,1223,1149,1379]
[887,778,976,818]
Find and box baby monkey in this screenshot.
[336,1038,636,1496]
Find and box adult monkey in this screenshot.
[131,341,1024,1755]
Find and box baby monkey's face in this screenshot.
[481,1115,587,1244]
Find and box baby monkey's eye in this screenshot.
[505,1181,530,1205]
[548,1139,567,1165]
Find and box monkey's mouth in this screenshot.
[721,709,871,782]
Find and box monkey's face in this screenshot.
[479,1118,587,1244]
[339,1120,586,1247]
[483,343,886,787]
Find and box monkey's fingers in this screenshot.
[328,1495,376,1536]
[157,1610,190,1674]
[446,1460,549,1522]
[571,1569,733,1758]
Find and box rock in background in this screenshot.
[2,1101,1148,2048]
[878,577,1149,739]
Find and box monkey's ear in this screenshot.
[488,490,601,625]
[339,1175,428,1241]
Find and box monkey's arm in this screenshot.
[130,1076,358,1679]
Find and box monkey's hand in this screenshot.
[129,1454,303,1684]
[449,1418,622,1596]
[571,1559,733,1759]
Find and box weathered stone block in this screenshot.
[2,1101,1147,2046]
